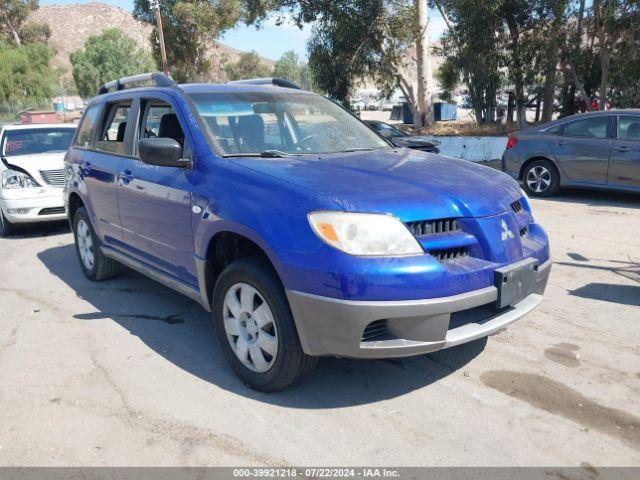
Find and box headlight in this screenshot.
[308,211,423,256]
[2,169,39,189]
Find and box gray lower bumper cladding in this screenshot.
[287,259,551,358]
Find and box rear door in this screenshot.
[607,115,640,189]
[116,94,197,284]
[548,115,613,185]
[72,100,134,245]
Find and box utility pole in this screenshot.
[150,0,169,76]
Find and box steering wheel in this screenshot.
[295,134,317,150]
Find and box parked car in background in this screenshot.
[364,120,441,153]
[502,109,640,196]
[65,73,550,392]
[1,124,76,235]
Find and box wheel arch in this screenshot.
[519,156,560,181]
[199,230,282,312]
[67,192,85,230]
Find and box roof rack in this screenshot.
[226,77,301,90]
[98,72,176,95]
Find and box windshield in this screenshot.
[189,91,390,156]
[1,128,75,157]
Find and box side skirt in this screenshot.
[101,246,212,312]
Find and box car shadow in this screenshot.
[1,220,69,239]
[37,244,487,408]
[535,187,640,208]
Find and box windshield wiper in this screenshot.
[224,150,296,158]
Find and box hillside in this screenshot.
[28,2,274,80]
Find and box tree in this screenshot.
[500,0,553,127]
[0,39,56,119]
[593,0,639,109]
[0,0,38,45]
[273,50,301,84]
[414,0,432,127]
[224,51,272,80]
[436,0,504,124]
[134,0,245,82]
[248,0,433,128]
[540,0,567,122]
[18,21,50,44]
[70,28,154,98]
[435,56,460,103]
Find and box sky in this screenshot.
[40,0,448,60]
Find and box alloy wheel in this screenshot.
[526,165,552,193]
[76,219,95,270]
[223,283,278,373]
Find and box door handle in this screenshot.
[119,169,134,185]
[614,146,630,152]
[555,140,565,146]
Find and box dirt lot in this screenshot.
[0,188,639,467]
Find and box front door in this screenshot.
[548,115,612,185]
[117,95,197,285]
[608,115,640,189]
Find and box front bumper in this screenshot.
[0,188,66,223]
[287,258,551,358]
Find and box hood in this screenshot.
[2,152,66,188]
[231,148,522,220]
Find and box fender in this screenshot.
[194,218,285,312]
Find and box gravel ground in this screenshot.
[0,187,638,467]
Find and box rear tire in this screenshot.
[212,257,318,392]
[522,159,560,197]
[0,210,17,236]
[73,206,120,281]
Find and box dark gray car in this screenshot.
[502,109,640,196]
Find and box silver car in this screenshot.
[502,109,640,196]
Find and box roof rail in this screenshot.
[227,77,301,90]
[98,72,176,95]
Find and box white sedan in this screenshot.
[0,123,76,235]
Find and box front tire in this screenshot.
[0,210,17,236]
[73,206,120,281]
[213,257,318,392]
[522,159,560,197]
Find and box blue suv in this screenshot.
[64,73,551,391]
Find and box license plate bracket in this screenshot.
[494,258,538,309]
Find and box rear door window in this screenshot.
[74,104,102,148]
[95,102,132,155]
[563,116,610,139]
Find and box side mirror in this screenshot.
[138,137,190,168]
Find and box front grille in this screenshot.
[511,199,523,213]
[361,319,389,342]
[405,218,461,236]
[39,169,66,187]
[520,225,529,237]
[429,247,470,262]
[39,207,65,216]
